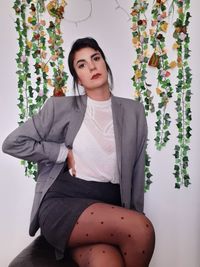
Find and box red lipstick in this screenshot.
[91,73,101,80]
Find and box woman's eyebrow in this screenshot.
[76,52,101,66]
[91,52,100,59]
[76,59,85,66]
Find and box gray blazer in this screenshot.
[2,94,147,236]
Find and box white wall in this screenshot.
[0,1,199,266]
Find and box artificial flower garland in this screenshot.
[28,1,49,109]
[13,0,68,179]
[149,0,174,151]
[13,0,38,177]
[131,0,192,189]
[172,0,192,188]
[131,0,153,191]
[131,0,154,115]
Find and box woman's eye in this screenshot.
[78,63,85,69]
[94,56,101,61]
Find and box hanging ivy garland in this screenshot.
[131,0,192,189]
[131,0,154,114]
[149,0,174,151]
[131,0,153,191]
[172,0,192,188]
[13,0,37,177]
[28,1,48,108]
[13,1,30,122]
[13,0,68,180]
[46,0,68,96]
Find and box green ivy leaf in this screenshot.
[175,183,181,189]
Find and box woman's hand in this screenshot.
[67,149,76,176]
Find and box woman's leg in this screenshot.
[70,243,125,267]
[68,203,155,267]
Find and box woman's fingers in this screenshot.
[67,149,76,176]
[71,166,76,177]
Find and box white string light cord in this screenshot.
[114,0,131,21]
[63,0,131,26]
[63,0,93,26]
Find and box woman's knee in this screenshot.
[70,243,125,267]
[88,244,125,267]
[135,213,155,249]
[139,214,155,241]
[123,211,155,244]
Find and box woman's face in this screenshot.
[73,47,109,91]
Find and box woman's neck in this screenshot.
[85,84,111,101]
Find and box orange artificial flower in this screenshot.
[41,64,49,73]
[41,51,47,59]
[149,29,155,36]
[28,17,33,23]
[177,56,183,68]
[40,31,46,37]
[47,79,53,87]
[173,42,180,49]
[135,69,142,79]
[156,87,162,95]
[131,9,138,16]
[26,41,32,49]
[160,22,168,32]
[169,61,177,69]
[132,37,139,45]
[134,90,141,98]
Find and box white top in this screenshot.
[66,96,119,184]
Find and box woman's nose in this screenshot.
[88,61,96,71]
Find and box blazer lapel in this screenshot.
[65,95,87,148]
[111,95,123,179]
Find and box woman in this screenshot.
[2,37,155,267]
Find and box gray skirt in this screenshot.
[38,166,121,260]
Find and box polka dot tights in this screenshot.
[68,203,155,267]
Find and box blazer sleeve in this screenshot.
[2,97,64,164]
[131,103,147,213]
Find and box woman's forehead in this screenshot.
[73,47,100,62]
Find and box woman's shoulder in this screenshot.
[41,95,83,116]
[113,95,143,111]
[47,95,84,108]
[50,95,77,104]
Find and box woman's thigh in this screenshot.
[68,202,153,247]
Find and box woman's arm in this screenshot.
[131,103,147,213]
[2,97,68,164]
